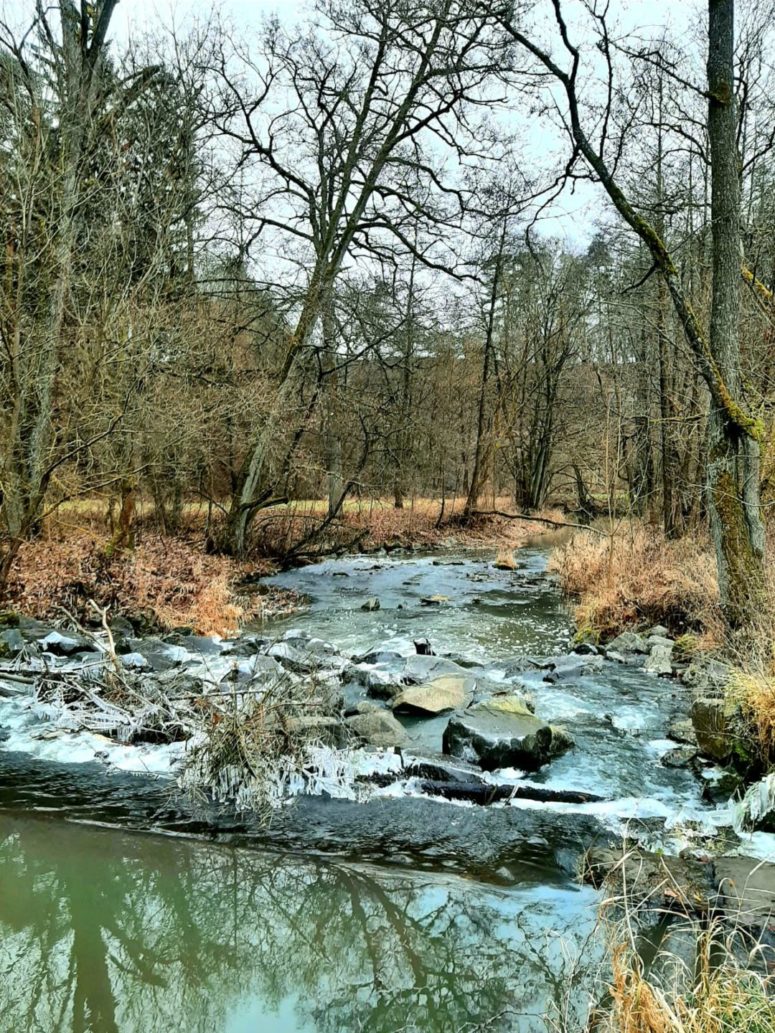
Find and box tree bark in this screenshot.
[705,0,765,627]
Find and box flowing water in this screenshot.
[0,546,765,1032]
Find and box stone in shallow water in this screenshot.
[39,630,93,656]
[644,641,674,676]
[442,696,573,772]
[346,711,408,749]
[402,654,471,683]
[392,675,475,716]
[660,746,698,769]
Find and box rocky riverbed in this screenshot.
[0,547,772,938]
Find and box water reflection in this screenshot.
[0,814,602,1033]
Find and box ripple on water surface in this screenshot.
[262,550,572,661]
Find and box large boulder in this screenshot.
[392,675,475,716]
[346,711,408,749]
[442,696,573,772]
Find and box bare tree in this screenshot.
[499,0,766,629]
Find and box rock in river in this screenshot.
[346,711,409,749]
[442,696,573,772]
[392,675,475,716]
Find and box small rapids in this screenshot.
[0,546,772,1033]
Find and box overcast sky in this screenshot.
[108,0,700,248]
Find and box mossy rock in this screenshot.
[691,696,763,777]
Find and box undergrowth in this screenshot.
[548,523,725,645]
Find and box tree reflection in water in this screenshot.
[0,814,603,1033]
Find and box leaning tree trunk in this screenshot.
[705,0,766,628]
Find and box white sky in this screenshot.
[108,0,701,249]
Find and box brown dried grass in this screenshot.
[7,532,278,637]
[606,929,774,1033]
[548,522,725,644]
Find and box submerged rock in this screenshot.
[360,597,381,611]
[442,696,573,772]
[392,675,475,716]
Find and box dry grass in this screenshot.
[6,532,281,637]
[548,523,725,644]
[729,672,775,762]
[5,494,562,633]
[606,924,774,1033]
[251,495,565,556]
[585,847,775,1033]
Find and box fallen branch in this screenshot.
[471,510,606,536]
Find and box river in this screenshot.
[0,546,768,1032]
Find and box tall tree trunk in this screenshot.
[321,300,343,518]
[464,228,504,520]
[706,0,765,628]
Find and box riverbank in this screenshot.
[2,497,564,635]
[548,521,775,824]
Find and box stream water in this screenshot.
[0,546,769,1032]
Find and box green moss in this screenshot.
[0,610,20,628]
[573,623,600,646]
